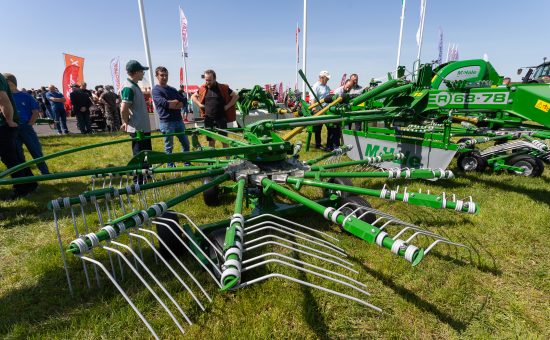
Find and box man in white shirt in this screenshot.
[310,70,331,149]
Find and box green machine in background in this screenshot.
[338,59,550,176]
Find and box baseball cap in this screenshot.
[126,60,149,73]
[319,70,331,79]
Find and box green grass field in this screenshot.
[0,132,549,339]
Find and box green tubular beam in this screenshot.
[66,173,231,254]
[349,79,399,106]
[260,178,425,266]
[371,83,414,101]
[48,168,225,210]
[129,142,293,165]
[0,164,143,186]
[151,164,226,173]
[194,128,249,147]
[304,169,452,180]
[221,177,246,291]
[286,177,478,214]
[309,153,402,171]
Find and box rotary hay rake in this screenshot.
[0,109,481,337]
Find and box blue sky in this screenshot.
[1,0,549,90]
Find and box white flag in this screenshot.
[416,0,427,46]
[179,6,188,57]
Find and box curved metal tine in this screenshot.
[246,234,351,265]
[394,226,447,241]
[245,221,347,256]
[68,205,91,289]
[139,228,212,302]
[242,258,371,297]
[79,204,101,288]
[154,216,225,267]
[129,233,206,310]
[78,255,159,340]
[53,209,74,296]
[243,252,368,289]
[106,243,190,331]
[247,214,339,242]
[166,212,224,258]
[245,241,357,273]
[235,273,382,312]
[424,238,472,256]
[151,221,222,287]
[91,196,121,280]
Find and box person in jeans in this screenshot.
[45,85,69,134]
[0,73,38,200]
[3,73,49,175]
[152,66,190,166]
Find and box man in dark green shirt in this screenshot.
[0,73,38,200]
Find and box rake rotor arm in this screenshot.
[220,177,247,291]
[66,173,231,255]
[260,178,425,266]
[48,168,225,211]
[285,177,478,214]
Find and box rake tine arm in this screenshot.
[66,173,231,254]
[261,178,426,266]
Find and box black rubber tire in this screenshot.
[338,195,376,225]
[324,177,355,198]
[506,154,544,177]
[205,228,226,280]
[457,137,475,148]
[203,177,221,206]
[457,151,488,172]
[154,211,185,260]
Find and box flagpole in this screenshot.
[137,0,159,130]
[416,0,427,62]
[301,0,307,100]
[396,0,406,73]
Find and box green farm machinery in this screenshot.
[331,59,550,177]
[235,85,294,127]
[0,100,480,336]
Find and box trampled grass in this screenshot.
[0,131,549,339]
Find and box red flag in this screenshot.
[278,82,283,102]
[62,64,80,111]
[64,53,85,84]
[340,73,347,86]
[180,67,184,86]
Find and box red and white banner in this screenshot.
[296,23,300,63]
[110,57,121,94]
[179,6,188,57]
[180,67,184,86]
[62,64,80,110]
[64,53,85,84]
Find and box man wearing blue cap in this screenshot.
[120,60,152,156]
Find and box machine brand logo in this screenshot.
[364,143,422,167]
[456,70,478,76]
[430,91,509,107]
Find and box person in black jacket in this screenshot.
[69,83,93,134]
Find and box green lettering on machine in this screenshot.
[364,143,423,167]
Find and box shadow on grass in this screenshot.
[349,256,488,334]
[462,173,550,205]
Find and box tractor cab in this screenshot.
[518,58,550,83]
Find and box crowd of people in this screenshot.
[310,70,364,151]
[1,58,365,201]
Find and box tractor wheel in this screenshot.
[203,177,221,206]
[205,228,226,279]
[506,154,544,177]
[324,177,355,198]
[338,195,376,225]
[154,211,185,260]
[457,151,488,172]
